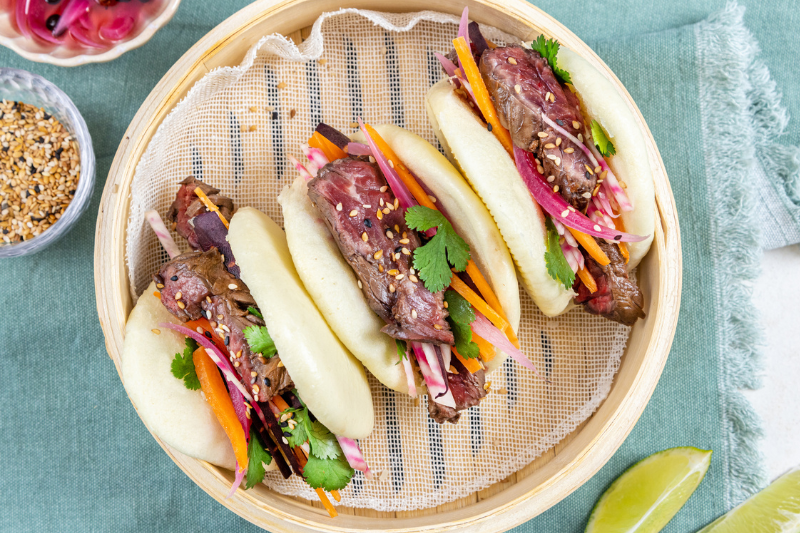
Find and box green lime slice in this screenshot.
[698,468,800,533]
[585,447,712,533]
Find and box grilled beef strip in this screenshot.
[307,156,454,345]
[480,45,595,211]
[167,176,235,250]
[574,240,645,325]
[428,357,486,424]
[155,248,293,402]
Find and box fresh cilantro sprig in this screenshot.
[395,340,408,365]
[278,404,353,491]
[244,430,273,489]
[243,324,276,358]
[405,206,471,293]
[171,338,200,390]
[247,306,263,319]
[544,218,575,290]
[444,291,480,359]
[303,454,354,492]
[530,35,572,85]
[590,119,616,157]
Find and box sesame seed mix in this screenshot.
[0,100,81,245]
[572,120,581,129]
[537,132,548,138]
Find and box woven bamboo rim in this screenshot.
[94,0,682,530]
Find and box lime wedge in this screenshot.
[585,447,712,533]
[698,468,800,532]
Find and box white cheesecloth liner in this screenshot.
[125,9,631,511]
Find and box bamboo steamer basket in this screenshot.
[94,0,681,530]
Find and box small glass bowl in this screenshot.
[0,68,95,258]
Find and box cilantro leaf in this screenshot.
[530,35,572,85]
[444,290,480,359]
[170,338,200,390]
[243,325,276,358]
[247,306,263,319]
[307,421,341,460]
[590,120,616,157]
[282,408,309,448]
[244,430,273,489]
[544,218,576,290]
[302,454,354,491]
[405,206,471,293]
[395,340,407,365]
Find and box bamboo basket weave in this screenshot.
[94,0,681,531]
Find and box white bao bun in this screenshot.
[427,79,573,316]
[353,125,521,374]
[121,281,239,471]
[556,47,655,268]
[228,207,374,439]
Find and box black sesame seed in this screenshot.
[170,275,178,281]
[364,218,372,228]
[264,378,271,387]
[614,235,622,241]
[29,164,36,175]
[487,123,493,132]
[54,147,63,159]
[2,146,8,152]
[204,331,212,339]
[224,336,230,346]
[45,13,59,31]
[45,0,61,4]
[585,171,592,180]
[395,246,402,254]
[280,421,289,428]
[43,113,51,120]
[556,119,565,126]
[34,185,40,193]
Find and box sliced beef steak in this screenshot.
[167,176,235,250]
[574,240,645,326]
[307,157,453,345]
[428,362,486,424]
[480,45,596,210]
[155,248,293,402]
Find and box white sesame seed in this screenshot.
[434,324,443,330]
[386,230,393,239]
[545,91,552,101]
[537,165,545,174]
[585,165,594,175]
[582,192,592,198]
[572,120,581,129]
[374,250,383,260]
[538,132,548,138]
[349,209,358,217]
[399,238,410,244]
[554,157,561,166]
[515,84,522,94]
[578,133,584,142]
[251,371,258,378]
[369,156,376,163]
[151,328,161,335]
[389,284,396,293]
[282,437,289,445]
[380,198,384,206]
[380,186,388,193]
[553,185,560,193]
[388,159,394,168]
[594,224,601,232]
[358,280,363,289]
[544,143,555,149]
[547,175,555,183]
[363,204,372,209]
[410,275,418,283]
[336,203,342,211]
[395,274,405,280]
[556,137,562,146]
[362,232,368,242]
[564,147,574,153]
[402,247,411,255]
[428,195,437,203]
[411,309,418,319]
[175,291,182,300]
[228,283,237,290]
[196,327,203,334]
[547,154,557,161]
[561,209,569,218]
[595,166,602,173]
[508,57,517,65]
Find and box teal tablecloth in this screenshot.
[2,1,799,531]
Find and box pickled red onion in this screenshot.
[336,436,372,479]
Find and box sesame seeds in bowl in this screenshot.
[0,68,95,258]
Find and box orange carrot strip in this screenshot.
[153,291,161,299]
[465,260,506,321]
[363,124,437,211]
[450,275,520,349]
[271,395,291,413]
[566,227,610,266]
[331,490,342,502]
[185,318,227,353]
[308,132,336,162]
[315,488,338,518]
[453,346,482,373]
[577,266,597,293]
[318,133,347,161]
[452,37,514,158]
[193,347,248,470]
[472,333,497,362]
[614,218,630,263]
[194,187,229,229]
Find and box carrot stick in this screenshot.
[153,291,161,299]
[566,227,610,266]
[453,346,482,373]
[271,395,291,413]
[577,266,597,293]
[363,124,437,211]
[452,37,514,158]
[308,132,335,162]
[331,490,342,502]
[315,488,338,518]
[450,275,520,349]
[614,218,630,263]
[194,187,229,228]
[472,333,497,362]
[465,260,506,321]
[193,347,248,470]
